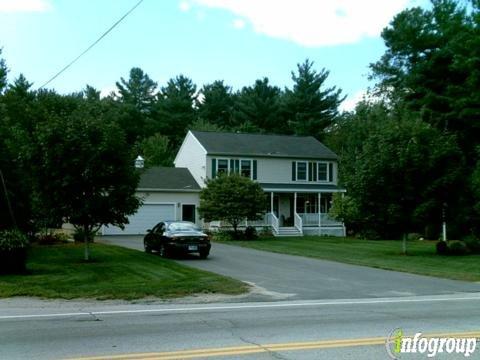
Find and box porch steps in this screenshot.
[275,226,303,237]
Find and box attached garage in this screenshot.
[101,167,201,236]
[102,203,175,235]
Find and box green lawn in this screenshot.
[0,243,247,300]
[217,236,480,281]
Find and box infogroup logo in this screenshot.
[385,328,478,359]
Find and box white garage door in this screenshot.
[102,204,175,235]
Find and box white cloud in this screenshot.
[188,0,412,47]
[232,18,245,29]
[0,0,51,12]
[339,90,367,112]
[179,1,191,12]
[100,85,119,99]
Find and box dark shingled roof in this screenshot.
[138,167,200,191]
[191,131,338,160]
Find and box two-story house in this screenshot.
[102,130,346,236]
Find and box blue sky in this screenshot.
[0,0,428,110]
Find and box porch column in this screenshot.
[270,192,274,214]
[294,192,297,215]
[318,192,322,236]
[341,192,346,236]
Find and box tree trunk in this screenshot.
[402,233,407,255]
[84,225,90,261]
[232,222,238,239]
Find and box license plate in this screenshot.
[188,245,198,251]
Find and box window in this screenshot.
[241,160,252,178]
[317,162,328,181]
[296,162,307,181]
[297,194,318,213]
[153,223,165,234]
[217,159,229,174]
[168,222,200,232]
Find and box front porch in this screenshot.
[208,189,346,237]
[265,191,346,237]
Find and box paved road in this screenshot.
[99,236,480,300]
[1,294,479,359]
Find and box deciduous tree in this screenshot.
[198,173,266,236]
[32,104,140,260]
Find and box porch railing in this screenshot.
[299,213,343,227]
[268,212,279,234]
[294,212,303,234]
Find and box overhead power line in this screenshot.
[39,0,145,90]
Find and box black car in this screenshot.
[143,221,211,259]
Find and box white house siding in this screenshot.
[257,157,337,185]
[205,156,337,185]
[174,131,207,187]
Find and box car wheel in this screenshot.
[144,241,151,253]
[199,250,209,259]
[159,244,168,258]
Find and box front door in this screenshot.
[182,204,196,223]
[278,194,293,226]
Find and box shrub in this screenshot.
[73,228,95,243]
[37,232,70,245]
[258,227,273,238]
[407,233,422,241]
[463,235,480,254]
[448,240,469,256]
[436,241,448,255]
[0,230,29,274]
[0,230,29,252]
[244,226,258,240]
[356,229,381,240]
[212,230,234,242]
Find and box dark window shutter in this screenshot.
[308,162,313,182]
[235,159,240,173]
[329,163,333,182]
[230,159,234,173]
[253,160,257,180]
[212,158,216,178]
[313,162,317,181]
[292,161,296,181]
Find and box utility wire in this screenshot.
[39,0,145,89]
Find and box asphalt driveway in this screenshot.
[99,236,480,301]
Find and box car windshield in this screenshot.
[167,222,200,232]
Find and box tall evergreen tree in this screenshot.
[284,59,345,139]
[116,67,157,112]
[233,78,286,134]
[83,84,100,101]
[197,80,234,129]
[154,74,197,147]
[0,48,7,95]
[370,0,480,153]
[114,68,157,144]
